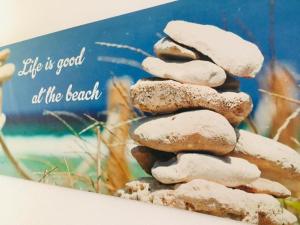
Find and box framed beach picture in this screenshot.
[0,1,299,224]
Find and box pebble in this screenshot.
[154,37,199,60]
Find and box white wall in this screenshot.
[0,0,174,46]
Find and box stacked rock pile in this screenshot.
[117,21,300,225]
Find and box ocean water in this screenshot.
[0,134,146,189]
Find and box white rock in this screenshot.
[231,129,300,197]
[116,177,174,203]
[236,178,291,198]
[0,49,10,66]
[175,179,297,225]
[164,20,264,77]
[118,178,297,225]
[130,79,252,124]
[151,153,261,186]
[0,64,15,83]
[130,110,237,155]
[154,37,199,60]
[142,57,226,87]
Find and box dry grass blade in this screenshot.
[110,116,146,130]
[112,77,132,110]
[79,120,104,135]
[290,137,300,147]
[261,63,300,147]
[44,171,96,191]
[44,110,96,161]
[235,18,257,44]
[38,166,58,182]
[244,117,258,134]
[269,0,276,65]
[259,89,300,105]
[112,77,144,117]
[274,107,300,141]
[155,32,163,39]
[95,42,152,57]
[43,110,81,138]
[99,126,131,191]
[97,56,142,69]
[82,114,145,136]
[75,144,97,162]
[20,156,57,169]
[50,111,88,125]
[95,127,102,193]
[63,157,74,188]
[82,114,123,142]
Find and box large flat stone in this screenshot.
[151,153,261,186]
[130,110,237,155]
[164,20,264,78]
[130,79,252,125]
[117,178,297,225]
[142,57,226,87]
[175,179,297,225]
[231,130,300,197]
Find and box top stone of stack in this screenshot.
[163,20,264,78]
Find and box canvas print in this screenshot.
[0,1,299,224]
